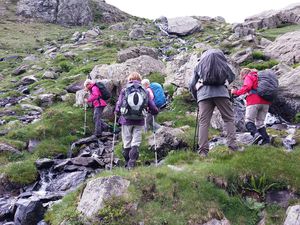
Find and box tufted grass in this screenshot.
[259,24,300,41]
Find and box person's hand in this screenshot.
[84,98,88,103]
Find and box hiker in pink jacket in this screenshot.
[84,79,108,137]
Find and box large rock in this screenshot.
[117,46,158,63]
[148,126,188,159]
[77,176,130,218]
[56,0,92,26]
[167,17,201,36]
[0,143,20,154]
[164,52,199,88]
[66,80,85,93]
[203,218,231,225]
[284,205,300,225]
[90,55,165,84]
[16,0,130,26]
[241,4,300,30]
[14,199,44,225]
[264,31,300,65]
[270,67,300,121]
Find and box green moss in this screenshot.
[164,84,176,96]
[147,72,165,84]
[259,24,300,41]
[243,60,278,70]
[252,51,266,60]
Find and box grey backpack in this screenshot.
[254,70,279,102]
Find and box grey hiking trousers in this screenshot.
[93,106,108,136]
[197,97,237,153]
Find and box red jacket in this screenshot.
[232,71,271,106]
[87,83,107,107]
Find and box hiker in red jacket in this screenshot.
[231,68,271,145]
[84,79,108,138]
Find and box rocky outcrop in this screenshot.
[14,198,44,225]
[117,46,158,63]
[284,205,300,225]
[90,55,165,84]
[241,4,300,30]
[167,17,201,36]
[148,126,188,159]
[264,31,300,65]
[0,143,20,154]
[270,67,300,121]
[77,176,130,218]
[16,0,130,26]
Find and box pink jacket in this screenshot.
[232,72,270,106]
[147,87,154,100]
[87,83,107,107]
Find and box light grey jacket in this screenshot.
[189,68,235,102]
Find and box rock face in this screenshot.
[90,55,165,84]
[167,17,201,36]
[16,0,129,26]
[241,4,300,30]
[117,46,158,63]
[77,176,130,218]
[264,31,300,65]
[270,67,300,121]
[284,205,300,225]
[14,199,44,225]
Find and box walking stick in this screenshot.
[153,116,158,167]
[110,113,117,171]
[193,105,199,152]
[83,102,87,136]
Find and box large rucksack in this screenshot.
[253,69,278,102]
[195,49,235,86]
[120,83,148,120]
[149,82,166,108]
[95,82,111,100]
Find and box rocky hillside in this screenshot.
[0,1,300,225]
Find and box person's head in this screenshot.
[84,79,93,90]
[240,68,257,80]
[141,79,150,88]
[127,72,142,82]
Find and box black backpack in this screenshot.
[253,70,278,102]
[120,83,148,120]
[195,49,235,85]
[95,82,111,100]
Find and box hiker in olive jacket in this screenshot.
[189,49,239,156]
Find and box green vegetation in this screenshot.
[242,59,278,70]
[260,24,300,41]
[252,51,266,60]
[147,72,165,84]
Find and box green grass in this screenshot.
[242,59,278,70]
[260,24,300,41]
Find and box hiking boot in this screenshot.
[258,127,270,145]
[198,150,208,158]
[250,132,263,145]
[128,146,139,169]
[122,148,130,168]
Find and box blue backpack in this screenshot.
[150,82,166,108]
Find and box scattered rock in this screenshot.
[27,139,40,153]
[14,198,44,225]
[20,75,38,85]
[12,65,28,76]
[35,159,54,170]
[66,80,85,93]
[266,190,297,208]
[117,46,158,63]
[0,143,20,154]
[203,218,231,225]
[42,71,57,79]
[284,205,300,225]
[167,17,201,36]
[129,28,145,39]
[77,176,130,218]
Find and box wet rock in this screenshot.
[66,80,85,93]
[0,143,20,155]
[117,46,158,63]
[35,159,54,170]
[71,157,101,168]
[284,205,300,225]
[12,65,28,76]
[46,171,87,192]
[148,126,188,159]
[77,176,130,218]
[14,198,44,225]
[266,190,297,208]
[129,28,145,39]
[0,196,17,221]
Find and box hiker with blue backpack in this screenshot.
[115,72,158,169]
[84,79,110,138]
[141,79,166,131]
[231,68,278,145]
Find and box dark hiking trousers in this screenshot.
[198,97,237,153]
[93,106,108,136]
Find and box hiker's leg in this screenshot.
[93,107,102,136]
[215,97,237,150]
[198,99,215,154]
[131,125,143,147]
[245,105,263,144]
[128,125,143,168]
[145,113,153,131]
[121,125,133,149]
[122,148,131,167]
[257,104,270,144]
[128,146,139,168]
[153,114,161,131]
